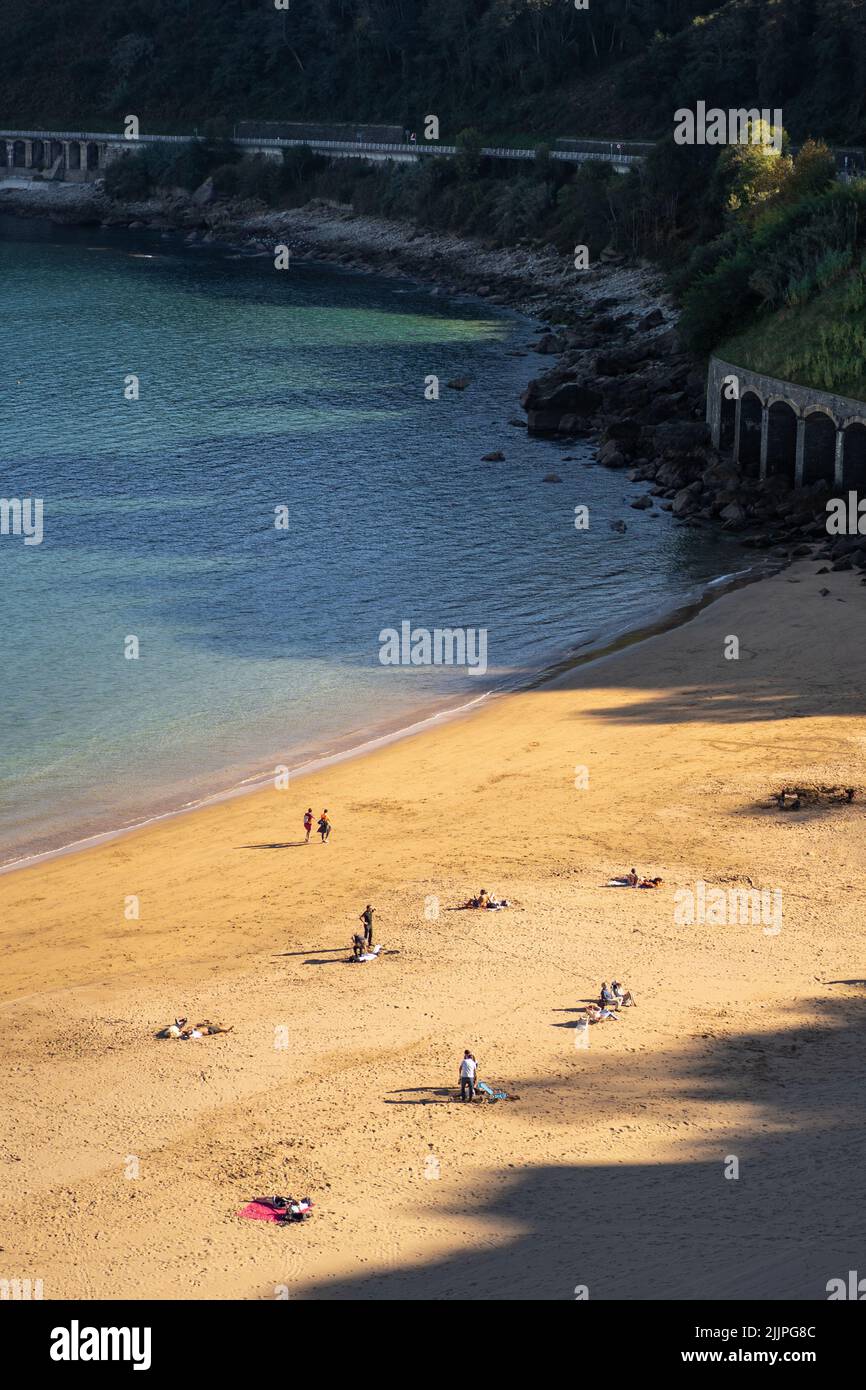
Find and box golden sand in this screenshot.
[1,561,864,1299]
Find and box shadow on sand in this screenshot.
[286,993,866,1299]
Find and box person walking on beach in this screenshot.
[360,904,375,947]
[459,1049,477,1103]
[303,808,313,843]
[317,810,331,843]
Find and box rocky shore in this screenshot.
[0,176,842,566]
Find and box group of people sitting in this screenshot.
[608,868,663,889]
[463,888,510,910]
[160,1017,233,1040]
[585,980,636,1022]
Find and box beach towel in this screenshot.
[476,1080,508,1101]
[353,943,384,963]
[606,878,635,887]
[238,1200,286,1223]
[239,1198,313,1223]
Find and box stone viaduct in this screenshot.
[0,128,641,182]
[706,357,866,490]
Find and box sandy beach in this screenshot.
[2,559,865,1301]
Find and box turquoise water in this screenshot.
[0,217,744,865]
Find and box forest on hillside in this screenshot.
[1,0,866,145]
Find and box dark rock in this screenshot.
[535,332,566,355]
[610,519,627,532]
[672,482,704,517]
[192,177,216,206]
[654,420,711,457]
[446,377,470,390]
[639,307,665,330]
[543,473,563,483]
[719,501,748,527]
[522,379,603,435]
[481,451,505,461]
[631,495,654,510]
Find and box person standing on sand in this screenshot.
[317,810,331,843]
[360,904,375,946]
[459,1050,477,1102]
[303,808,313,843]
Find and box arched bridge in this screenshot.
[706,357,866,490]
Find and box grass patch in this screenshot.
[719,268,866,401]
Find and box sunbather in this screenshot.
[608,868,639,887]
[612,981,636,1007]
[638,876,663,889]
[586,1003,619,1023]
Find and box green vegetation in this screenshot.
[3,1,866,144]
[8,0,866,394]
[718,267,866,401]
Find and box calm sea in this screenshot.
[0,216,744,866]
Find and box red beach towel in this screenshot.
[238,1200,285,1223]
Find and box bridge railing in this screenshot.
[0,129,641,165]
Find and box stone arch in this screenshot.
[718,384,737,455]
[50,140,64,166]
[67,141,81,170]
[842,421,866,490]
[766,400,798,484]
[803,409,837,486]
[738,390,763,477]
[31,139,45,169]
[86,141,100,171]
[12,140,26,168]
[0,143,7,168]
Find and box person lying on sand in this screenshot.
[586,1003,619,1023]
[607,868,639,887]
[638,876,663,889]
[160,1018,232,1039]
[462,889,511,909]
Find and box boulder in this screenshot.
[192,177,216,206]
[543,473,563,483]
[602,420,642,447]
[631,495,654,510]
[654,420,711,458]
[672,483,703,517]
[639,307,665,331]
[522,379,603,435]
[481,451,505,461]
[719,501,748,527]
[534,332,566,355]
[446,377,470,390]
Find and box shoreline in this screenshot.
[0,559,764,879]
[1,192,760,878]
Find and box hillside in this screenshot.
[1,0,865,145]
[718,265,866,400]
